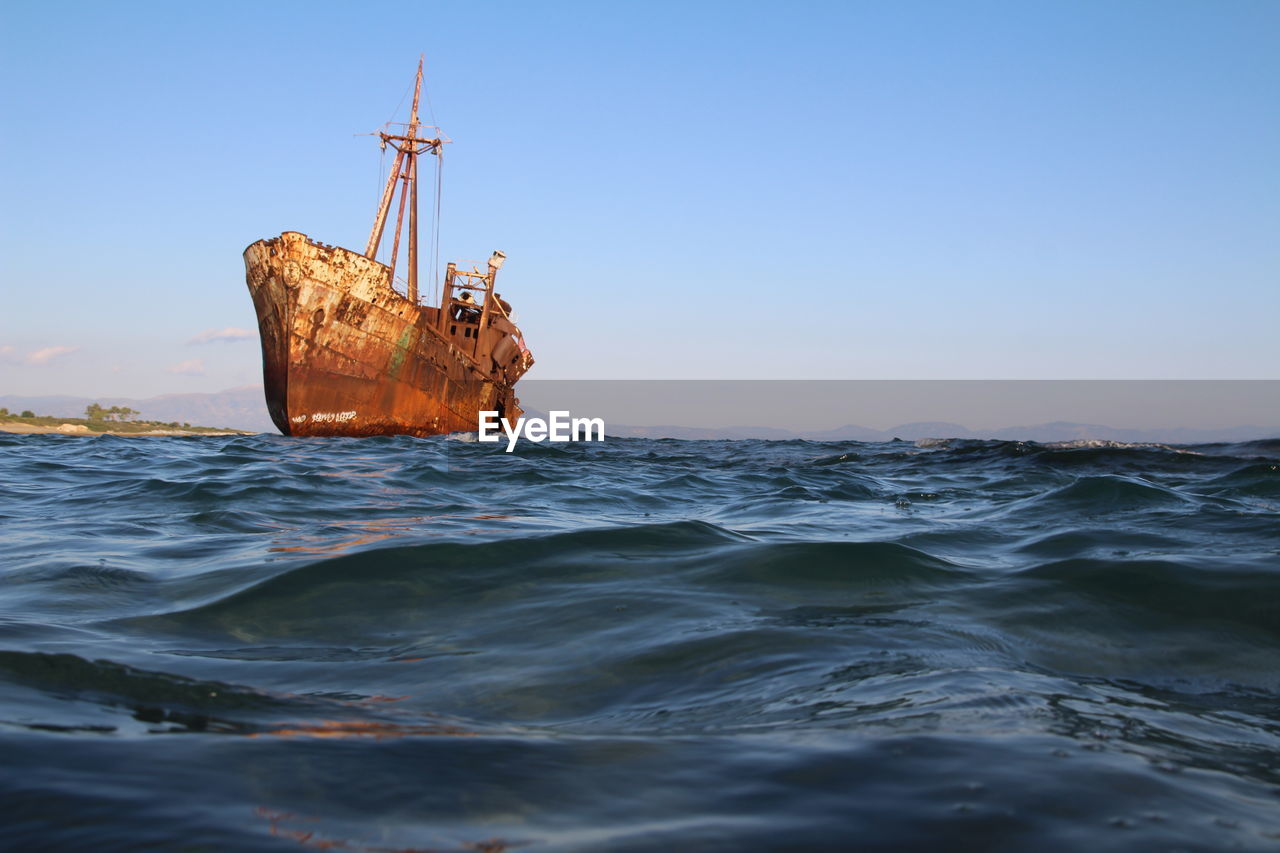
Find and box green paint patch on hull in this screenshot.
[387,327,416,380]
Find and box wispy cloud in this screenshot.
[188,327,254,345]
[166,358,206,376]
[25,345,79,365]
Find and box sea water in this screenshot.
[1,434,1277,850]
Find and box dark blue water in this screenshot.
[1,434,1277,851]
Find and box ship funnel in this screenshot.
[489,251,506,271]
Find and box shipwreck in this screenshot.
[243,60,534,437]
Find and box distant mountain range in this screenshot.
[3,387,1275,443]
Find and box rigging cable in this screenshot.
[432,146,443,298]
[422,58,439,130]
[419,58,443,297]
[385,77,412,129]
[422,59,443,299]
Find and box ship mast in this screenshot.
[364,58,447,304]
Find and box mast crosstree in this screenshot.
[364,57,449,304]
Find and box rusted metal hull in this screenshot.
[244,232,525,437]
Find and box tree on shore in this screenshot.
[85,403,140,422]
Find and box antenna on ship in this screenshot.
[364,57,448,304]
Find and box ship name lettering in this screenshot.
[310,411,357,423]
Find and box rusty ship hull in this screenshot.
[244,231,528,437]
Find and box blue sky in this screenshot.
[2,0,1277,398]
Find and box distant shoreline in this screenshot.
[0,420,253,437]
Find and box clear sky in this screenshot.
[2,0,1277,398]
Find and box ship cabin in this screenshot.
[435,251,527,383]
